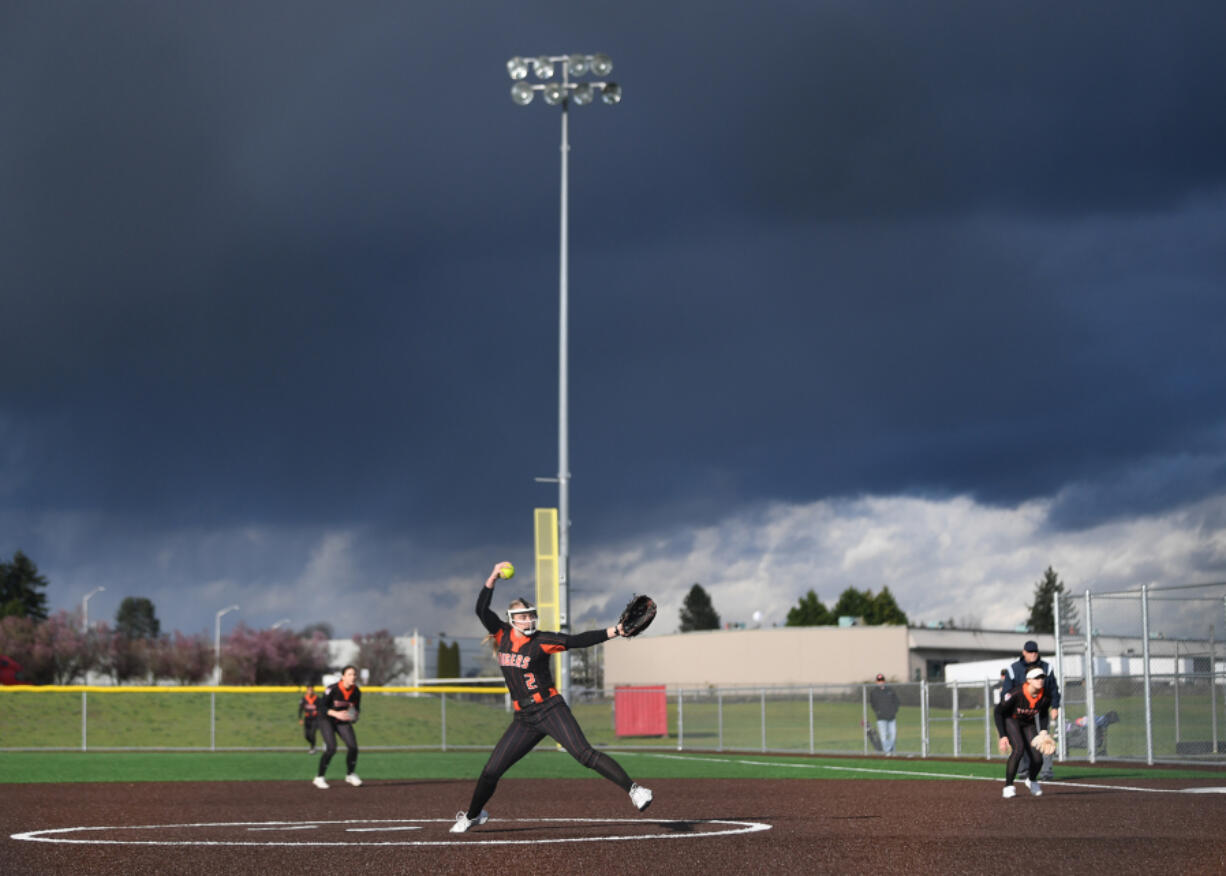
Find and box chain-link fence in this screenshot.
[1053,582,1226,764]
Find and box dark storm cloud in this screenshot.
[3,2,1226,634]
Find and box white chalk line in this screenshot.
[11,817,771,847]
[622,751,1226,795]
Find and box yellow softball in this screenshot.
[499,563,515,579]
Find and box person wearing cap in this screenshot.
[1005,640,1061,779]
[868,673,900,755]
[994,665,1053,797]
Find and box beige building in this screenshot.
[604,625,1054,689]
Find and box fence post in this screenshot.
[441,692,447,752]
[862,684,869,755]
[1085,591,1097,763]
[1210,624,1219,754]
[717,689,723,752]
[920,680,929,757]
[1054,583,1065,764]
[677,688,684,751]
[81,690,88,752]
[952,684,960,757]
[984,679,992,760]
[808,687,814,755]
[210,691,216,752]
[1141,584,1154,765]
[760,688,766,753]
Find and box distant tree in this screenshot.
[1057,585,1081,636]
[27,611,97,683]
[436,639,461,679]
[218,624,329,685]
[867,586,909,625]
[149,632,213,684]
[831,587,873,622]
[679,583,721,632]
[98,624,151,683]
[786,590,832,626]
[354,630,412,685]
[0,551,50,621]
[1026,567,1066,635]
[299,622,334,640]
[115,597,160,640]
[0,615,43,681]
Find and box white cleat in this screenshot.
[450,810,489,833]
[1002,785,1016,799]
[629,783,654,812]
[312,776,329,790]
[1025,779,1042,796]
[345,773,362,787]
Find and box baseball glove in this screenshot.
[618,594,657,638]
[1031,729,1056,756]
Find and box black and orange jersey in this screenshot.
[298,692,319,719]
[994,684,1051,737]
[319,680,361,721]
[476,585,610,708]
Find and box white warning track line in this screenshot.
[625,751,1226,794]
[11,817,771,847]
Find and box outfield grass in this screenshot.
[4,687,1222,762]
[2,748,1224,785]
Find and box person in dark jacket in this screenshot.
[1005,640,1060,779]
[868,673,900,755]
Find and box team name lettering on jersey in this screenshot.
[499,652,531,669]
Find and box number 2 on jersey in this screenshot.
[524,671,538,691]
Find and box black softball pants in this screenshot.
[303,716,318,748]
[465,699,632,818]
[1003,717,1041,786]
[317,719,358,776]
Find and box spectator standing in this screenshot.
[868,673,900,755]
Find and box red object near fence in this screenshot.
[0,655,22,685]
[614,685,667,737]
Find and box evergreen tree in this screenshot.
[436,639,461,678]
[785,589,832,626]
[115,597,160,639]
[679,583,721,632]
[867,586,909,625]
[1026,566,1065,634]
[1057,586,1081,635]
[0,551,50,621]
[831,587,873,622]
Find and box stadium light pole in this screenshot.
[82,586,105,633]
[214,604,239,685]
[508,53,621,702]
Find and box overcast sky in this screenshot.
[4,2,1225,643]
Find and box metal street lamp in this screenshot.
[214,604,239,685]
[82,586,105,633]
[508,52,621,702]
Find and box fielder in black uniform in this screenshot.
[994,665,1052,798]
[298,684,320,754]
[450,561,653,833]
[313,666,362,789]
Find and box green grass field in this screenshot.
[2,748,1224,785]
[3,687,1222,763]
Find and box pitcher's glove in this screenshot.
[1032,729,1056,756]
[618,595,657,638]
